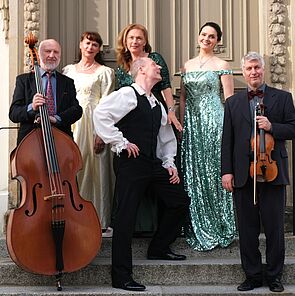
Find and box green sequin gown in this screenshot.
[115,52,172,233]
[181,70,236,251]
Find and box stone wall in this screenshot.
[269,0,288,89]
[24,0,41,72]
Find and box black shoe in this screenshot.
[147,251,186,260]
[112,279,146,291]
[268,278,284,292]
[237,279,263,291]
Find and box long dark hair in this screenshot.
[78,31,105,65]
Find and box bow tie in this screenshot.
[248,89,264,100]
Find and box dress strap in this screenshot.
[218,69,233,76]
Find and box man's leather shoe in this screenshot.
[237,279,262,291]
[268,278,284,292]
[112,279,146,291]
[147,251,186,260]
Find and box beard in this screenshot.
[42,60,60,71]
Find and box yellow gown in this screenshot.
[63,64,115,229]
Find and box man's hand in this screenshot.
[49,116,57,124]
[34,115,57,124]
[222,174,234,192]
[32,93,46,111]
[94,135,105,154]
[166,166,180,184]
[256,115,272,132]
[126,143,140,158]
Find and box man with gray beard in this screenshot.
[9,39,82,144]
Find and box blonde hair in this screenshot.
[116,23,152,72]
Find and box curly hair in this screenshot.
[116,23,152,72]
[78,31,105,65]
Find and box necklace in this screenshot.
[79,61,95,71]
[198,55,213,68]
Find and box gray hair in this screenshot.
[241,52,265,69]
[130,57,149,79]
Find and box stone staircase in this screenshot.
[1,234,295,295]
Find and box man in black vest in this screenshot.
[221,52,295,293]
[93,57,189,291]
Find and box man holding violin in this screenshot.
[221,52,295,293]
[9,38,82,144]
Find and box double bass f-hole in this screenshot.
[250,102,278,205]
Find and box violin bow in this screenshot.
[253,103,258,205]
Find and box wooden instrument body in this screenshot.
[7,127,101,275]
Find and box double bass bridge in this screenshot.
[44,193,65,201]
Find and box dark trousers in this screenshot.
[234,178,285,282]
[111,155,189,285]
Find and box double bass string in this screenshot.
[34,62,64,222]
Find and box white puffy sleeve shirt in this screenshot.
[93,83,177,169]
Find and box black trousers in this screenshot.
[234,178,285,282]
[111,155,189,285]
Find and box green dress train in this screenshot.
[181,70,237,251]
[115,52,172,233]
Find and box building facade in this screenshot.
[0,0,294,235]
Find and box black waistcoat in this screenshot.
[115,87,162,159]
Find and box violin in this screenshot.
[250,102,278,203]
[6,33,101,290]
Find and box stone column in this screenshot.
[268,0,293,229]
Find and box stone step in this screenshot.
[1,234,295,295]
[1,256,295,286]
[0,285,295,296]
[1,233,295,259]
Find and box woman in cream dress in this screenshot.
[63,32,115,231]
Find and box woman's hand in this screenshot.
[161,88,183,132]
[168,111,182,132]
[94,135,105,154]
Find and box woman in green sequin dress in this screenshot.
[112,24,183,233]
[180,22,236,251]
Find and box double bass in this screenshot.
[6,33,102,290]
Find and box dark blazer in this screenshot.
[221,85,295,187]
[9,71,82,144]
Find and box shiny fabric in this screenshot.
[181,70,237,251]
[63,64,115,228]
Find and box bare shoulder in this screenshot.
[214,57,231,70]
